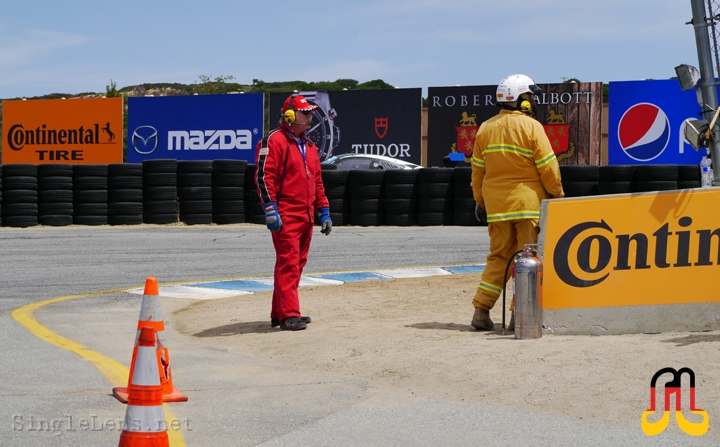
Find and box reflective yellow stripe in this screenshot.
[478,281,502,295]
[487,210,540,222]
[483,144,533,159]
[471,155,484,167]
[535,152,557,168]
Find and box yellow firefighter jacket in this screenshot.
[471,109,564,223]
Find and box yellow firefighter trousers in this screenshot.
[473,219,539,311]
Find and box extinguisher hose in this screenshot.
[502,249,525,330]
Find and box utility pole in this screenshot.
[690,0,720,184]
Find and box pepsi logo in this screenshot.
[618,103,670,161]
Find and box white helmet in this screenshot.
[496,74,542,103]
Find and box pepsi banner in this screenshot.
[608,80,709,165]
[427,83,603,168]
[126,94,264,163]
[269,89,422,165]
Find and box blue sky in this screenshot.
[0,1,698,99]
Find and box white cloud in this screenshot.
[0,27,89,68]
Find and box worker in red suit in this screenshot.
[255,94,332,331]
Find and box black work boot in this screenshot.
[272,316,311,327]
[280,316,307,331]
[471,308,494,331]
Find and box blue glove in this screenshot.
[319,208,332,235]
[263,202,282,232]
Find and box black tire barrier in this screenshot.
[560,165,600,181]
[0,162,710,228]
[562,181,599,197]
[678,165,701,182]
[143,159,177,224]
[2,164,38,227]
[633,180,678,192]
[38,164,73,227]
[599,181,632,195]
[633,164,678,182]
[599,165,636,182]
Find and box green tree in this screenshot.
[106,80,120,97]
[192,75,237,95]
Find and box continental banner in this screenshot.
[2,97,123,164]
[427,83,603,168]
[540,189,720,309]
[269,89,422,165]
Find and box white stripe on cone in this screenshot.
[123,405,167,432]
[132,345,161,386]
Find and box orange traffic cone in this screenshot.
[118,326,169,447]
[113,277,188,403]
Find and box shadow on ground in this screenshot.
[406,322,515,336]
[193,320,276,337]
[661,332,720,347]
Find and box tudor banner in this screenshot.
[127,94,264,163]
[269,89,422,165]
[2,97,123,164]
[427,83,603,168]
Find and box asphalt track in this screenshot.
[1,224,716,446]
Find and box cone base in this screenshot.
[113,386,188,403]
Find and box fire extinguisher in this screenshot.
[514,244,543,339]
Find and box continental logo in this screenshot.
[554,216,720,288]
[7,123,113,151]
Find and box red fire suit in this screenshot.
[255,123,329,321]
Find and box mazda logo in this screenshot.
[132,126,158,155]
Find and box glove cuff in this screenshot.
[319,207,330,218]
[264,201,278,212]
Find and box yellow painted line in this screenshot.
[12,288,186,447]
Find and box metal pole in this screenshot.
[691,0,720,184]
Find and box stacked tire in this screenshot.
[451,167,481,226]
[417,168,453,226]
[108,163,143,226]
[73,165,108,226]
[599,165,635,195]
[321,168,350,226]
[632,164,678,192]
[212,159,247,224]
[143,159,178,225]
[382,169,419,226]
[678,165,702,189]
[38,164,73,227]
[2,164,38,227]
[348,169,385,226]
[244,164,265,224]
[560,165,599,197]
[177,161,213,225]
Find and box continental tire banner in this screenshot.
[269,89,422,165]
[126,94,264,163]
[427,83,603,168]
[2,97,123,164]
[540,189,720,309]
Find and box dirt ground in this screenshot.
[171,274,720,436]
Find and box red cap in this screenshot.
[283,95,319,113]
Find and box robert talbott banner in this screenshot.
[427,83,603,168]
[269,89,422,165]
[2,97,123,164]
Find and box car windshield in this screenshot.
[335,157,372,170]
